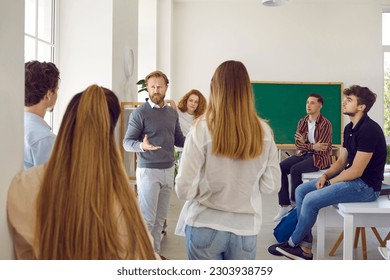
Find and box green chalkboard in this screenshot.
[252,82,343,145]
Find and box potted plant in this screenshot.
[136,79,147,93]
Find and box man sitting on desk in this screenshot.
[273,93,332,222]
[268,85,387,260]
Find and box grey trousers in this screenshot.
[136,166,174,254]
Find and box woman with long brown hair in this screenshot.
[8,85,156,259]
[175,60,281,260]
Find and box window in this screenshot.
[25,0,57,127]
[383,12,390,138]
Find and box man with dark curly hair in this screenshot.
[24,60,60,169]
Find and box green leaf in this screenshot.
[136,79,146,85]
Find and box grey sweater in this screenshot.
[123,102,185,169]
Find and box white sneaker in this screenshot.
[273,205,293,222]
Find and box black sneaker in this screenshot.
[268,243,284,256]
[276,242,313,260]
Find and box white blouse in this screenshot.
[175,118,281,236]
[177,110,195,136]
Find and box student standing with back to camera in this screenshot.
[273,94,332,222]
[8,85,156,259]
[175,60,281,260]
[268,85,387,260]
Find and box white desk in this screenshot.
[378,246,390,260]
[302,167,390,259]
[277,145,340,163]
[277,144,296,162]
[302,167,390,183]
[316,196,390,260]
[302,169,327,183]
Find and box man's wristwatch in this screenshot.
[324,179,331,186]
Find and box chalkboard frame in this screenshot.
[251,81,344,145]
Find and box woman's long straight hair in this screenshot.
[205,60,264,160]
[35,85,155,259]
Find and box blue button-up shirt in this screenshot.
[24,112,56,169]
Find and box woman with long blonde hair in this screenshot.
[175,60,281,260]
[8,85,156,259]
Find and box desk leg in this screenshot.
[316,208,326,260]
[343,214,354,260]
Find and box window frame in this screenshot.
[24,0,58,129]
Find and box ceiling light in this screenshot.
[262,0,288,7]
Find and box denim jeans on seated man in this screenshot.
[288,178,379,249]
[185,225,257,260]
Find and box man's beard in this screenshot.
[343,111,355,117]
[150,93,164,105]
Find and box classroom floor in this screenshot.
[159,191,389,260]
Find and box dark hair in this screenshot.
[308,93,324,105]
[343,85,376,113]
[145,70,169,86]
[25,61,60,106]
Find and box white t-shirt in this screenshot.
[307,120,316,144]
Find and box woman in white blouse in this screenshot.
[175,60,281,260]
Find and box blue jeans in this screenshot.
[289,178,379,249]
[185,225,257,260]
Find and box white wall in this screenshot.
[57,0,141,127]
[138,0,158,80]
[0,0,24,259]
[138,0,174,101]
[112,0,139,103]
[55,0,113,132]
[171,0,385,127]
[58,0,139,144]
[157,0,173,92]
